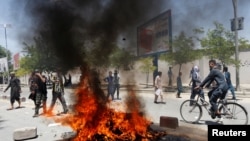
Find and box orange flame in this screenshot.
[50,72,152,140]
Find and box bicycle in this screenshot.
[179,92,248,125]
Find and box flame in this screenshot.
[49,73,153,141]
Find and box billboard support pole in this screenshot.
[153,54,158,85]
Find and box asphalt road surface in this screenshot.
[0,85,249,141]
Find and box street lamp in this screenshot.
[232,0,240,91]
[0,23,11,84]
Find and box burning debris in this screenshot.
[46,69,191,141]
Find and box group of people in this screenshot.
[154,59,236,116]
[104,70,120,101]
[4,69,69,118]
[191,60,236,119]
[29,69,69,117]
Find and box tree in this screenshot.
[160,31,202,73]
[198,21,250,67]
[0,45,12,84]
[199,22,236,66]
[109,47,135,71]
[138,57,156,88]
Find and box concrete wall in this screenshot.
[18,50,250,88]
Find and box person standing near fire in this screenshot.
[104,71,114,101]
[154,71,164,104]
[31,69,47,117]
[113,70,120,100]
[4,72,22,110]
[48,69,68,114]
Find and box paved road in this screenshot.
[0,86,249,141]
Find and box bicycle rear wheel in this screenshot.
[180,100,202,123]
[218,102,248,125]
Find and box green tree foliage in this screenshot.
[198,21,250,67]
[21,37,64,74]
[199,22,236,66]
[109,47,135,71]
[138,57,156,87]
[160,31,202,73]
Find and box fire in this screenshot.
[49,72,160,141]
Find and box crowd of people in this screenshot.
[3,69,69,118]
[153,59,236,120]
[3,60,236,120]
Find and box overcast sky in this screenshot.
[0,0,249,55]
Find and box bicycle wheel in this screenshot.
[180,100,202,123]
[218,102,248,125]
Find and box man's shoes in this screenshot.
[33,114,39,118]
[154,101,158,104]
[6,107,14,111]
[177,96,182,98]
[201,102,208,106]
[211,113,216,119]
[213,110,221,118]
[62,109,68,114]
[232,97,236,100]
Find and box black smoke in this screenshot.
[16,0,166,71]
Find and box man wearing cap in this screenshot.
[4,72,22,110]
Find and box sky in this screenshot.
[0,0,250,56]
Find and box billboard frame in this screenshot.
[137,9,172,57]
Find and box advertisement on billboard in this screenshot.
[13,53,20,70]
[0,57,8,72]
[137,10,172,56]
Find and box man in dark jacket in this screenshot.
[4,72,21,110]
[223,66,236,100]
[195,60,228,119]
[30,69,47,117]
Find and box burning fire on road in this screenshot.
[47,70,182,141]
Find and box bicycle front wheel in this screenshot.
[180,100,202,123]
[218,102,248,125]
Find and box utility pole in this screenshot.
[1,24,11,84]
[232,0,240,91]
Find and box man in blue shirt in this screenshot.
[223,66,236,100]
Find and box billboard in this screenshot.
[137,10,172,56]
[0,57,8,72]
[13,53,20,70]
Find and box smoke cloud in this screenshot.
[12,0,166,71]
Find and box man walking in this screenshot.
[30,69,47,117]
[4,72,21,110]
[176,72,183,98]
[190,66,205,104]
[154,71,164,103]
[223,66,236,100]
[48,69,68,114]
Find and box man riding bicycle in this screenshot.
[195,59,228,119]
